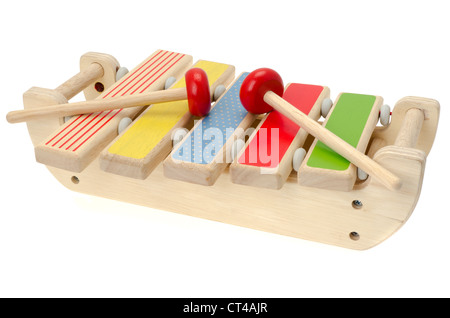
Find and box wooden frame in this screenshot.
[18,53,440,250]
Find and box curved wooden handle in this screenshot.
[6,88,188,124]
[264,91,402,191]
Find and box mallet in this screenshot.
[239,68,402,191]
[6,68,211,123]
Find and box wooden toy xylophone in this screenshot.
[6,50,440,250]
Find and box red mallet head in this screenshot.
[185,68,211,117]
[239,68,284,114]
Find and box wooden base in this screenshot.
[41,145,424,250]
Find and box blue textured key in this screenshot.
[172,73,249,164]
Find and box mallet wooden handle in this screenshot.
[6,87,187,124]
[264,91,402,191]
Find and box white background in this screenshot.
[1,0,449,297]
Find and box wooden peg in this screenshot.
[55,62,104,100]
[394,108,425,148]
